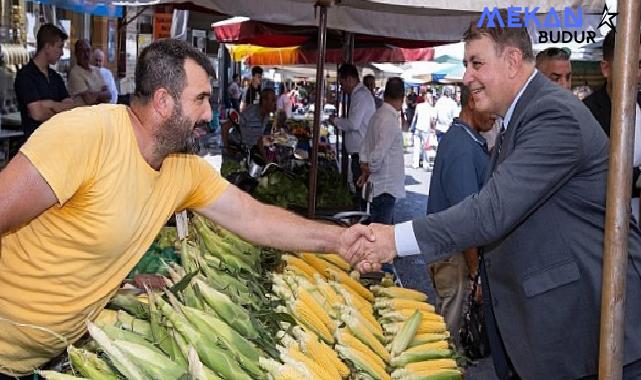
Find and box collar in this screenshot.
[380,101,400,116]
[502,69,538,130]
[453,118,488,151]
[351,82,366,96]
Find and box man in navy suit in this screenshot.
[350,15,641,380]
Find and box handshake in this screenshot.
[337,223,399,272]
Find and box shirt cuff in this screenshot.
[394,221,421,257]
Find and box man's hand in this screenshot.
[355,223,398,272]
[338,224,375,264]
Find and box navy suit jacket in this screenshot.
[412,72,641,379]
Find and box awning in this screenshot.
[31,0,123,17]
[229,44,434,65]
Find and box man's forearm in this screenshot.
[242,202,344,253]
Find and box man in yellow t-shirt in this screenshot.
[0,39,372,376]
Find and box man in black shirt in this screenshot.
[14,24,76,139]
[583,29,641,205]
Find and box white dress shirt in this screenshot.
[394,70,538,256]
[434,96,458,133]
[335,82,376,154]
[99,67,118,104]
[360,102,406,201]
[413,101,436,132]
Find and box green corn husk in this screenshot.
[193,218,258,274]
[193,279,258,340]
[149,291,188,367]
[115,310,152,340]
[390,349,453,367]
[67,346,120,380]
[181,306,264,379]
[35,371,89,380]
[187,346,224,380]
[108,293,150,320]
[198,265,258,308]
[101,325,151,346]
[392,369,462,380]
[86,323,146,380]
[182,281,205,310]
[113,339,187,379]
[408,333,450,348]
[390,310,423,357]
[155,295,252,380]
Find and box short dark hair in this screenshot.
[536,47,571,65]
[384,77,404,100]
[460,85,471,107]
[363,74,376,90]
[251,66,263,76]
[601,29,641,62]
[338,64,359,80]
[36,23,68,52]
[464,9,534,62]
[135,39,215,104]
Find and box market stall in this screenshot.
[39,215,463,380]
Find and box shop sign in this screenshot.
[153,13,172,40]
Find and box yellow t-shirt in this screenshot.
[0,104,228,375]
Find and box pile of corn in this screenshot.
[37,215,462,380]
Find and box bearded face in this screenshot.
[153,101,200,156]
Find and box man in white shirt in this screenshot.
[434,88,458,141]
[359,77,406,224]
[92,48,118,104]
[228,73,242,110]
[411,91,436,169]
[329,63,376,192]
[68,39,111,105]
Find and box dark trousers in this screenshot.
[351,153,361,190]
[230,98,240,111]
[370,193,396,224]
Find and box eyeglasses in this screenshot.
[537,47,571,60]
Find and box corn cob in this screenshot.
[390,310,423,357]
[405,341,450,353]
[294,327,348,379]
[301,253,343,278]
[259,357,308,380]
[292,299,335,344]
[408,333,450,347]
[403,358,458,372]
[335,345,391,380]
[332,281,374,316]
[113,339,187,379]
[372,286,427,302]
[336,328,386,370]
[384,320,447,335]
[283,346,337,380]
[314,275,344,306]
[34,371,89,380]
[284,265,315,282]
[390,349,453,367]
[326,268,374,302]
[67,346,120,380]
[381,309,444,323]
[187,346,224,380]
[319,253,352,271]
[345,315,390,363]
[341,306,385,343]
[155,296,253,380]
[86,323,146,380]
[390,368,462,380]
[148,291,188,366]
[374,299,435,313]
[114,310,152,340]
[181,306,264,379]
[297,287,336,331]
[284,255,320,278]
[194,279,258,340]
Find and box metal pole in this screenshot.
[307,2,329,218]
[334,62,341,159]
[599,0,641,378]
[340,32,354,185]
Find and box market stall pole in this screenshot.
[340,32,354,185]
[307,0,330,218]
[599,0,641,377]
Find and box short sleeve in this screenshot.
[53,72,69,100]
[176,157,230,211]
[14,70,40,106]
[19,109,102,205]
[67,67,88,96]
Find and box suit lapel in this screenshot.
[484,73,546,184]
